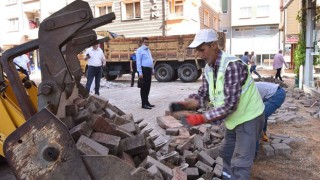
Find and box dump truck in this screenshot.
[101,32,226,82]
[79,32,225,82]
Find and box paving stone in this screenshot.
[205,146,220,159]
[179,163,189,171]
[140,156,173,179]
[185,153,198,167]
[73,109,91,125]
[184,168,199,180]
[166,128,180,136]
[172,167,187,180]
[107,103,126,116]
[60,116,75,129]
[120,122,137,134]
[183,150,192,157]
[147,165,165,180]
[92,116,133,139]
[76,135,109,155]
[270,133,290,139]
[210,125,220,132]
[131,167,162,180]
[120,134,148,156]
[70,121,93,142]
[267,120,277,124]
[74,98,88,108]
[193,135,204,150]
[159,151,178,162]
[271,143,291,155]
[179,127,191,138]
[157,116,183,129]
[190,126,201,134]
[215,156,223,166]
[213,164,223,177]
[198,151,215,166]
[195,161,213,174]
[86,102,98,113]
[90,132,121,155]
[288,106,298,112]
[210,132,223,139]
[198,125,208,134]
[177,139,191,153]
[82,155,155,180]
[119,151,136,167]
[65,104,78,117]
[121,113,134,121]
[105,108,117,119]
[202,132,211,145]
[282,137,294,145]
[271,138,282,144]
[201,172,214,180]
[262,144,274,156]
[134,118,144,124]
[114,116,132,125]
[88,95,109,109]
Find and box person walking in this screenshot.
[130,49,137,87]
[169,29,265,180]
[85,43,105,96]
[136,37,155,109]
[249,51,261,78]
[273,50,287,81]
[13,54,31,80]
[240,51,250,64]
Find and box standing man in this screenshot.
[273,50,287,81]
[85,43,105,96]
[170,29,265,179]
[130,49,137,87]
[249,51,261,78]
[240,51,250,64]
[136,37,155,109]
[13,54,31,80]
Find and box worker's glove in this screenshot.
[169,102,187,112]
[180,114,206,127]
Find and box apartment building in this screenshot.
[85,0,220,37]
[219,0,281,68]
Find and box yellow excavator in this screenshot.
[0,1,117,178]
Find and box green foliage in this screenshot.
[294,33,305,76]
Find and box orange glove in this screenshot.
[181,114,206,127]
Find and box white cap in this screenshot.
[188,29,219,48]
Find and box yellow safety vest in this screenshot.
[204,51,264,130]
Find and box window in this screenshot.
[221,0,228,14]
[6,0,17,5]
[169,0,184,17]
[256,5,269,18]
[121,1,141,20]
[8,18,19,31]
[222,29,228,33]
[240,7,252,19]
[204,10,209,27]
[96,3,113,17]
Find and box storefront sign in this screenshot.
[151,0,159,18]
[285,34,299,43]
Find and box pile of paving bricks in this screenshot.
[261,134,294,157]
[61,95,225,179]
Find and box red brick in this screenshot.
[70,121,93,142]
[92,116,133,139]
[172,167,187,180]
[76,135,109,155]
[157,116,183,129]
[90,132,121,155]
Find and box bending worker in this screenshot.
[170,29,265,180]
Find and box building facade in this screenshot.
[85,0,220,37]
[219,0,281,68]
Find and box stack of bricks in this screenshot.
[261,133,294,157]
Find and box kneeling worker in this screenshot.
[170,29,265,180]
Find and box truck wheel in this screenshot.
[155,63,174,82]
[171,70,178,81]
[196,69,202,80]
[178,63,198,82]
[105,74,117,81]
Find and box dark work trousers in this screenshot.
[219,112,265,180]
[140,66,152,106]
[86,66,102,95]
[250,65,261,78]
[275,68,283,81]
[131,61,137,86]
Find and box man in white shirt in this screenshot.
[13,54,31,79]
[249,51,261,79]
[85,43,105,95]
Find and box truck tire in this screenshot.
[171,70,178,81]
[178,63,198,82]
[155,63,174,82]
[105,74,117,81]
[196,69,202,80]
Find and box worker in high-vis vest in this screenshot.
[170,29,265,180]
